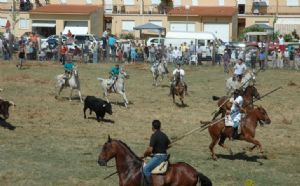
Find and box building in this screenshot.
[238,0,300,36]
[0,0,103,37]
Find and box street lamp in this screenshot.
[185,5,190,32]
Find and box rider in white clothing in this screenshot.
[233,58,247,82]
[170,64,187,95]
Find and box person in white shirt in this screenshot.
[283,48,290,68]
[233,58,247,82]
[170,64,187,95]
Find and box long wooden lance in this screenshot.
[211,69,261,116]
[172,86,282,145]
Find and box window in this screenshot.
[151,0,160,5]
[123,0,134,5]
[238,4,245,14]
[61,0,67,4]
[0,17,6,27]
[19,18,29,29]
[255,21,269,26]
[219,0,224,6]
[0,0,8,2]
[192,0,198,6]
[86,0,92,4]
[122,20,135,31]
[237,0,245,3]
[287,0,299,6]
[173,0,181,7]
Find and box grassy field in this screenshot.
[0,60,300,186]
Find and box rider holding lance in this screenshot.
[109,64,120,91]
[143,120,170,186]
[170,63,187,95]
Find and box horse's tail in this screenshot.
[212,96,220,101]
[198,172,212,186]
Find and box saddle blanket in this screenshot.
[143,161,168,174]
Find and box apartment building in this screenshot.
[0,0,103,37]
[238,0,300,36]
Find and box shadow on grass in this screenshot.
[0,118,16,130]
[111,101,133,107]
[175,102,188,108]
[217,151,267,165]
[160,84,170,88]
[86,116,115,124]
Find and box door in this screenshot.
[204,23,230,42]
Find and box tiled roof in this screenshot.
[30,4,100,15]
[168,6,237,17]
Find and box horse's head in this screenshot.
[98,135,117,166]
[245,85,261,99]
[255,106,271,125]
[120,69,129,79]
[72,68,79,77]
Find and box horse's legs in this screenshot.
[78,90,83,103]
[244,136,263,153]
[119,91,129,108]
[209,137,219,160]
[104,91,110,103]
[83,105,87,119]
[69,89,73,101]
[218,128,233,155]
[55,86,63,99]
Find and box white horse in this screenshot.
[97,70,129,108]
[150,60,169,86]
[225,71,256,95]
[55,69,83,103]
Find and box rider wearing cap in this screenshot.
[63,60,74,85]
[143,120,170,186]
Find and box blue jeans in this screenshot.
[143,154,168,177]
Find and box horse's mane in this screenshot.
[116,140,142,162]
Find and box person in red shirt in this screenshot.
[67,30,72,38]
[60,43,68,65]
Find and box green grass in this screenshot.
[0,61,300,186]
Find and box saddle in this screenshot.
[143,154,170,175]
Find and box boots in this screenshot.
[145,176,152,186]
[232,127,239,139]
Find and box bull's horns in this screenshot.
[9,101,16,107]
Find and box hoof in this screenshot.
[212,155,218,161]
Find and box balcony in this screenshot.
[104,4,171,15]
[244,5,300,16]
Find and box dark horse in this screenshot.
[211,85,261,120]
[98,136,212,186]
[204,106,271,160]
[171,72,185,105]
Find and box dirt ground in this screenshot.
[0,61,300,186]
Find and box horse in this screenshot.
[204,106,271,160]
[211,85,261,120]
[55,69,83,103]
[171,71,185,105]
[225,71,256,95]
[97,69,129,108]
[98,136,212,186]
[150,60,169,86]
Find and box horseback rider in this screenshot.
[228,89,245,139]
[109,64,120,91]
[170,63,187,95]
[63,60,74,86]
[143,120,170,186]
[233,58,247,82]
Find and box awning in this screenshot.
[32,22,56,27]
[63,26,88,35]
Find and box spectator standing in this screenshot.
[59,43,68,65]
[283,48,290,68]
[293,48,300,70]
[17,43,25,69]
[92,42,98,63]
[223,50,230,73]
[144,45,149,62]
[108,34,117,62]
[259,50,266,70]
[250,49,257,69]
[130,43,137,63]
[278,35,285,52]
[245,51,251,67]
[277,50,283,69]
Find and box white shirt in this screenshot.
[279,37,284,45]
[234,63,247,75]
[231,96,243,115]
[173,68,185,76]
[172,49,180,58]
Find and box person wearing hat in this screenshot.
[142,120,170,186]
[233,58,247,82]
[228,89,245,139]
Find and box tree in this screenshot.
[239,25,264,40]
[159,0,173,14]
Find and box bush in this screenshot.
[284,34,293,42]
[119,33,135,39]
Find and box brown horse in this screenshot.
[206,106,271,160]
[98,136,212,186]
[211,85,261,120]
[171,72,185,105]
